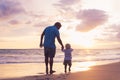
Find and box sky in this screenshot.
[0,0,120,49]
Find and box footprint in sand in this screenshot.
[36,72,70,80]
[55,73,70,80]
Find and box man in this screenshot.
[40,22,64,74]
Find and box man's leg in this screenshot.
[50,57,53,72]
[45,57,48,74]
[50,57,55,74]
[49,48,56,74]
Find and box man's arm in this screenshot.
[56,36,64,50]
[40,32,44,48]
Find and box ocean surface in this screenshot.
[0,49,120,65]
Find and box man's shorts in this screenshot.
[44,47,56,58]
[63,60,72,65]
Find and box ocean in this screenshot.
[0,49,120,65]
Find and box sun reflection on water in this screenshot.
[72,61,96,72]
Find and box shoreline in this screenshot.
[0,61,120,80]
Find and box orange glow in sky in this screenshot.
[0,0,120,49]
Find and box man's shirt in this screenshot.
[43,26,59,48]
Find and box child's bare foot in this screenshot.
[69,68,71,72]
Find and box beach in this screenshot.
[0,62,120,80]
[67,62,120,80]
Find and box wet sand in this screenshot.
[0,62,120,80]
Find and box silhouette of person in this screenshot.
[62,43,73,73]
[40,22,64,74]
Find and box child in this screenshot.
[62,43,73,73]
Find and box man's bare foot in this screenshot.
[50,70,56,74]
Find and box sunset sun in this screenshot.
[80,39,94,48]
[67,31,95,48]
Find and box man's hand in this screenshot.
[40,43,43,48]
[40,32,44,48]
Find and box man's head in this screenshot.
[54,22,61,29]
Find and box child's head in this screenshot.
[65,43,71,49]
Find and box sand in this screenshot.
[0,62,120,80]
[67,62,120,80]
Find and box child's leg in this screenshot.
[64,64,67,73]
[68,63,72,72]
[69,65,71,71]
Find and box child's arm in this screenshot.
[71,48,73,51]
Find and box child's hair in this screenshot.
[65,43,71,49]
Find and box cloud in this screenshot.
[117,32,120,39]
[54,1,108,32]
[25,21,32,24]
[110,24,120,40]
[8,20,20,25]
[56,0,80,6]
[34,22,50,27]
[95,24,120,42]
[54,0,81,14]
[76,9,108,32]
[0,0,25,20]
